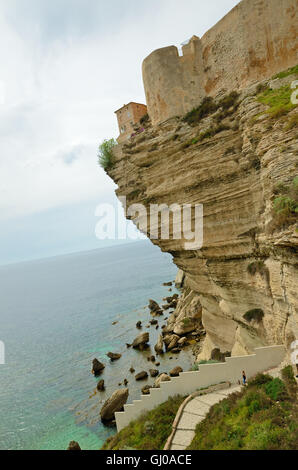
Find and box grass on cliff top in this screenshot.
[187,369,298,450]
[101,395,185,450]
[257,85,296,119]
[272,64,298,80]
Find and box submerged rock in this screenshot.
[67,441,81,451]
[92,358,105,376]
[136,321,142,329]
[100,389,129,423]
[97,379,105,391]
[107,352,122,361]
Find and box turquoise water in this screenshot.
[0,241,193,450]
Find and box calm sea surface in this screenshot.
[0,241,194,450]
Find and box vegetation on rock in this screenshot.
[243,309,265,323]
[102,395,185,450]
[188,371,297,450]
[257,85,296,119]
[269,177,298,232]
[98,138,117,171]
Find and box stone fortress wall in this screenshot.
[142,0,298,125]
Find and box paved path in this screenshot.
[170,385,242,450]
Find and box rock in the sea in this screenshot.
[150,319,158,325]
[136,321,142,329]
[154,373,171,388]
[100,389,129,423]
[132,332,149,350]
[148,299,163,316]
[92,358,105,376]
[123,379,128,386]
[112,321,118,325]
[97,379,105,391]
[170,366,183,377]
[150,355,156,362]
[126,343,132,348]
[107,352,122,361]
[154,335,164,354]
[149,369,159,378]
[129,367,135,374]
[142,385,151,395]
[155,362,160,367]
[163,282,172,286]
[164,334,180,351]
[135,371,149,381]
[67,441,81,451]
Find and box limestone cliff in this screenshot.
[109,71,298,361]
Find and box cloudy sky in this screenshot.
[0,0,239,265]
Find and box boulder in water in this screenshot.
[92,358,105,376]
[100,388,129,423]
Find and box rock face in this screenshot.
[132,332,149,350]
[108,71,298,363]
[67,441,81,451]
[92,359,105,376]
[100,389,129,423]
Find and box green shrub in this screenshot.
[218,91,239,110]
[102,395,185,450]
[98,138,117,171]
[188,377,297,450]
[243,309,265,323]
[269,177,298,232]
[247,261,269,281]
[140,113,149,125]
[248,373,273,387]
[281,366,296,384]
[183,97,217,125]
[265,378,288,401]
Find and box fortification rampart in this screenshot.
[142,0,298,124]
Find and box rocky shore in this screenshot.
[88,275,205,428]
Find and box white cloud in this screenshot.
[0,0,239,222]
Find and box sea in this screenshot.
[0,241,194,450]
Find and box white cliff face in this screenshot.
[108,76,298,362]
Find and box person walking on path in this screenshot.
[242,370,247,386]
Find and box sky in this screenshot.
[0,0,240,265]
